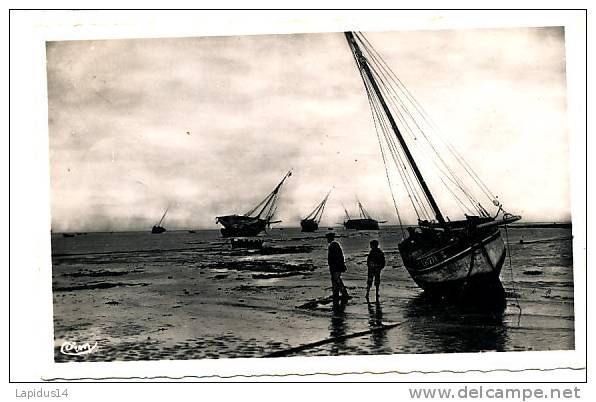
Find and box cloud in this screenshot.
[46,27,571,231]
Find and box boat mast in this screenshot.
[255,170,292,219]
[344,32,446,226]
[157,207,169,226]
[357,200,369,219]
[305,188,332,222]
[315,189,332,223]
[342,204,351,220]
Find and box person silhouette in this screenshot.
[326,232,349,304]
[366,239,385,302]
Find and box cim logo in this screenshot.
[60,341,98,356]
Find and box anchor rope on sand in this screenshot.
[504,222,522,324]
[264,322,402,358]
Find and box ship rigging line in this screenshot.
[360,53,435,221]
[304,191,331,223]
[366,88,405,233]
[355,36,474,218]
[372,64,481,216]
[367,74,431,221]
[349,32,435,222]
[244,171,291,220]
[361,38,480,207]
[351,42,419,226]
[356,32,496,205]
[358,63,429,219]
[362,68,426,222]
[356,33,483,216]
[356,33,494,212]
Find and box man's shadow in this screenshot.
[329,300,348,354]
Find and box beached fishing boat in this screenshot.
[343,200,381,230]
[300,189,332,232]
[151,207,168,234]
[216,170,292,237]
[344,32,520,296]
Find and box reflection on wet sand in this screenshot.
[402,293,508,353]
[329,301,347,354]
[368,301,391,354]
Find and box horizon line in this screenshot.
[52,220,573,234]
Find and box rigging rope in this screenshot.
[352,41,428,220]
[368,77,431,221]
[503,221,522,325]
[351,35,425,224]
[360,67,426,221]
[358,33,484,215]
[364,78,406,235]
[355,32,497,213]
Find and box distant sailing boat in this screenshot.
[216,170,292,237]
[343,200,381,230]
[151,207,168,234]
[344,32,520,296]
[300,189,332,232]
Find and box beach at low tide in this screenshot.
[51,226,574,362]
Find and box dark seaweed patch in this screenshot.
[523,270,544,275]
[252,271,311,279]
[63,269,143,278]
[209,260,317,274]
[230,245,313,256]
[53,282,149,292]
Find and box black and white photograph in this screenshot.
[46,26,575,361]
[9,9,588,384]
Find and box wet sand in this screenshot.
[51,227,574,362]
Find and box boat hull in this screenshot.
[399,228,506,297]
[300,219,319,232]
[216,215,267,237]
[151,226,166,234]
[344,218,379,230]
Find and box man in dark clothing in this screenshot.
[366,239,386,302]
[326,232,349,303]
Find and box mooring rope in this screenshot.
[264,322,402,358]
[503,222,522,325]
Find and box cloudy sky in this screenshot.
[46,27,570,232]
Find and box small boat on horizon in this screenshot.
[343,200,381,230]
[300,188,332,232]
[151,207,169,234]
[216,170,292,238]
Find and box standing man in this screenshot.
[366,239,386,302]
[326,232,349,303]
